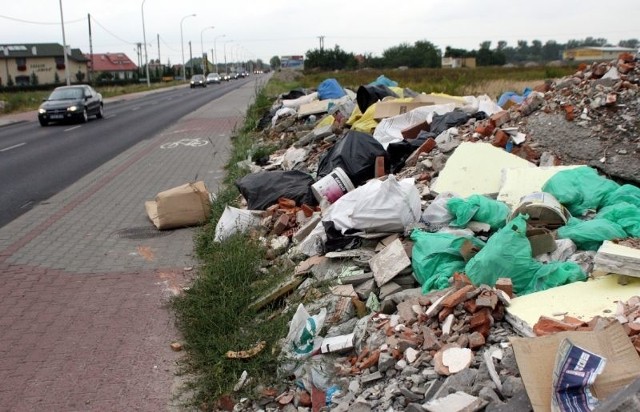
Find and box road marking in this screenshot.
[0,142,26,152]
[132,107,140,111]
[160,138,209,149]
[64,126,81,132]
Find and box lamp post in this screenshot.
[199,26,214,75]
[141,0,151,87]
[58,0,70,85]
[213,34,225,73]
[180,13,196,82]
[223,40,233,75]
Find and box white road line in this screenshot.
[132,107,140,111]
[0,142,26,152]
[64,126,81,132]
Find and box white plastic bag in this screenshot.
[280,304,327,376]
[323,175,421,234]
[421,192,458,231]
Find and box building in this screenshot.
[562,46,636,62]
[281,55,304,70]
[86,53,137,81]
[0,43,88,86]
[441,56,477,68]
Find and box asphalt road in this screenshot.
[0,78,252,228]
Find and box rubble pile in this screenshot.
[216,58,640,411]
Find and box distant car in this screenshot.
[221,73,231,81]
[206,73,221,84]
[190,74,207,88]
[38,84,103,126]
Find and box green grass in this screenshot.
[171,82,295,410]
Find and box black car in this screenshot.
[38,85,103,126]
[190,74,207,88]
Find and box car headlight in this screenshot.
[67,105,78,112]
[38,108,46,114]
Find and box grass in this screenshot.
[0,80,183,114]
[170,65,577,409]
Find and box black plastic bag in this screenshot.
[387,134,434,173]
[356,84,398,113]
[236,170,317,210]
[281,88,308,100]
[317,130,390,187]
[429,109,470,135]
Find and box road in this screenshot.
[0,78,252,228]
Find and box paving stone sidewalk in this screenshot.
[0,77,269,411]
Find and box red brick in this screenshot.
[301,204,314,218]
[405,138,436,167]
[492,129,509,148]
[469,308,492,332]
[495,278,513,298]
[489,111,510,128]
[297,390,312,407]
[311,386,326,412]
[468,331,485,350]
[278,197,297,209]
[463,299,478,314]
[401,120,430,139]
[438,306,454,323]
[452,272,473,289]
[358,349,380,369]
[272,214,290,235]
[442,284,475,309]
[562,104,575,122]
[475,122,495,137]
[375,156,386,178]
[533,316,582,336]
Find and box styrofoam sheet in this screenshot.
[431,142,535,198]
[497,165,581,209]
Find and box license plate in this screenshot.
[50,114,64,119]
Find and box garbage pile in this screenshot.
[216,58,640,411]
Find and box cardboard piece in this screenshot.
[510,192,571,229]
[374,101,433,120]
[510,322,640,412]
[593,240,640,278]
[320,333,355,353]
[527,228,557,257]
[145,181,211,230]
[431,142,536,198]
[297,99,332,117]
[506,275,640,337]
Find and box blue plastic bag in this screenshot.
[368,75,398,88]
[317,78,346,100]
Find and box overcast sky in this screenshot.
[2,0,639,66]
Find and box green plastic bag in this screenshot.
[602,184,640,208]
[447,195,510,231]
[465,214,586,295]
[557,217,627,251]
[597,202,640,237]
[410,230,484,293]
[542,166,619,216]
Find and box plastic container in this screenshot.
[311,167,355,203]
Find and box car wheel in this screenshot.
[39,118,48,127]
[81,108,88,123]
[96,104,104,119]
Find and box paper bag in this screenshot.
[145,181,211,230]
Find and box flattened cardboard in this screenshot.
[145,181,211,230]
[510,322,640,412]
[527,228,557,257]
[374,101,433,120]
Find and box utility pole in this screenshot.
[318,35,325,50]
[157,33,160,63]
[88,13,94,82]
[188,41,193,76]
[58,0,70,85]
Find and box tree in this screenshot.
[619,38,640,49]
[75,70,85,83]
[30,72,39,85]
[270,56,281,70]
[304,45,356,70]
[54,72,60,84]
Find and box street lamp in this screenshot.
[141,0,150,87]
[223,40,233,75]
[180,13,196,82]
[213,34,225,73]
[58,0,70,85]
[200,26,214,75]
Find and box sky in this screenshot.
[2,0,639,66]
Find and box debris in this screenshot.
[145,181,211,230]
[225,341,267,359]
[170,342,183,352]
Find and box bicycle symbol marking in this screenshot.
[160,138,209,149]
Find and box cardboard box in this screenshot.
[510,322,640,412]
[373,101,433,120]
[527,228,556,257]
[145,181,211,230]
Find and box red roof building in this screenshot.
[85,53,138,80]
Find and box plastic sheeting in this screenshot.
[447,195,510,231]
[317,130,389,186]
[356,84,398,113]
[368,75,398,88]
[236,170,317,210]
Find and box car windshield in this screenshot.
[192,76,204,80]
[48,88,84,100]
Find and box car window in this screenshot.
[49,88,84,100]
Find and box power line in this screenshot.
[0,13,84,25]
[89,15,136,46]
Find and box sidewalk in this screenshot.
[0,77,268,411]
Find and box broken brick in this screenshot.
[452,272,473,289]
[358,349,380,370]
[405,138,436,167]
[492,129,509,148]
[278,197,296,209]
[475,291,498,310]
[495,278,513,298]
[562,104,575,121]
[469,308,492,334]
[301,204,314,218]
[463,299,479,314]
[533,316,583,336]
[442,284,475,309]
[272,214,290,236]
[468,331,485,350]
[489,111,510,128]
[475,122,495,137]
[438,306,454,323]
[375,156,386,178]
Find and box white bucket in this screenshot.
[312,167,355,204]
